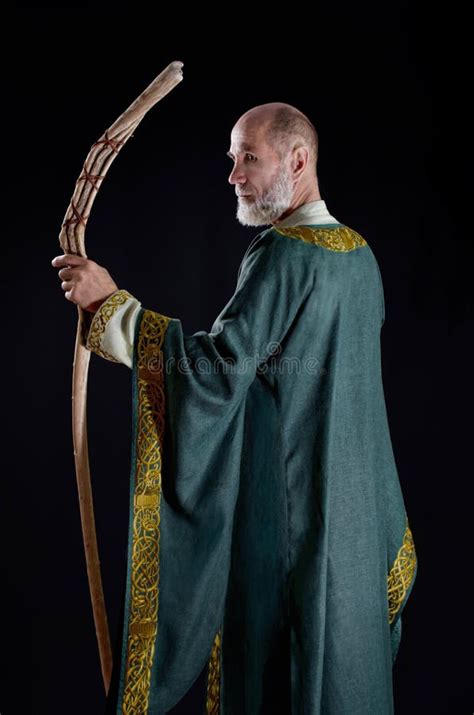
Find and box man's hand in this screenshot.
[51,254,119,313]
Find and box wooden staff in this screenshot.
[58,60,184,693]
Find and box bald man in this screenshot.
[52,103,417,715]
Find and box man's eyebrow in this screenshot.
[227,145,256,158]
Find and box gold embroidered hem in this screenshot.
[85,289,134,361]
[387,519,417,624]
[120,309,171,714]
[206,630,222,715]
[273,225,367,251]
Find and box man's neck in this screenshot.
[271,199,340,229]
[272,188,322,226]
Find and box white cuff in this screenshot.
[86,289,142,368]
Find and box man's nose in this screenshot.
[228,162,246,185]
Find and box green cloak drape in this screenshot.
[102,224,417,714]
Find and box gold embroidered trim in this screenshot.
[273,226,367,251]
[86,289,134,362]
[387,520,417,624]
[121,309,171,715]
[206,630,222,715]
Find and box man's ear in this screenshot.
[290,145,309,181]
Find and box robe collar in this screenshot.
[272,199,340,228]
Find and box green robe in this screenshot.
[94,223,417,714]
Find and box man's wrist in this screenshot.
[85,287,120,313]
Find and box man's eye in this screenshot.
[245,154,257,162]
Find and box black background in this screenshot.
[5,6,471,714]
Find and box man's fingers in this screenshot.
[51,254,87,267]
[58,267,74,280]
[51,252,116,311]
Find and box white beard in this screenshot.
[236,162,294,227]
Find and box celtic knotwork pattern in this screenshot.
[206,630,222,715]
[122,309,172,715]
[387,520,417,624]
[273,225,367,251]
[85,290,134,362]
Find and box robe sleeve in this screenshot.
[85,288,141,367]
[88,229,315,714]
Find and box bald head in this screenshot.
[228,102,321,226]
[235,102,319,168]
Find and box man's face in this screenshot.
[227,121,294,226]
